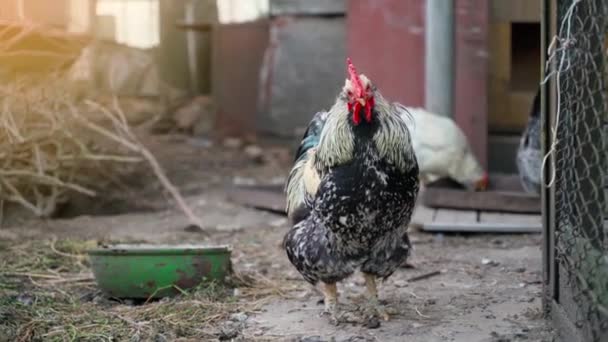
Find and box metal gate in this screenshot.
[541,0,608,341]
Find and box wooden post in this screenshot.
[453,0,488,169]
[541,0,557,314]
[159,0,191,94]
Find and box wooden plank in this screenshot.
[434,209,478,223]
[421,222,541,234]
[491,0,541,23]
[429,173,525,192]
[411,205,436,225]
[479,212,541,224]
[422,187,541,213]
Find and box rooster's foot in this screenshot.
[319,303,341,325]
[363,298,390,321]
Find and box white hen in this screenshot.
[397,106,488,191]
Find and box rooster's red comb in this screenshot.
[347,58,364,97]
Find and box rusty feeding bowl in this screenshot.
[87,244,232,299]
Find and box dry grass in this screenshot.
[0,75,203,228]
[0,76,139,221]
[0,238,298,341]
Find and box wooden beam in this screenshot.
[434,209,477,223]
[422,187,541,213]
[422,222,541,234]
[479,212,540,224]
[454,0,489,168]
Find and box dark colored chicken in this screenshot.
[283,59,420,324]
[516,88,541,194]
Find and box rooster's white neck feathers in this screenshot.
[316,85,416,172]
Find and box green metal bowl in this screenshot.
[87,244,232,299]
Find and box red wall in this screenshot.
[346,0,426,107]
[347,0,489,168]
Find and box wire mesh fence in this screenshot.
[544,0,608,340]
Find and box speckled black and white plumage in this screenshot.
[283,77,419,288]
[516,88,541,194]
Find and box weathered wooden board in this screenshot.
[422,188,541,213]
[479,212,541,224]
[422,174,540,213]
[421,222,541,234]
[411,205,437,225]
[434,209,478,223]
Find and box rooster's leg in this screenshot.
[363,273,389,321]
[320,282,340,324]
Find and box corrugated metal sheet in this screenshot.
[258,16,346,138]
[346,0,426,107]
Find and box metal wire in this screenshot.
[546,0,608,340]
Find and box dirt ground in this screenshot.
[0,133,554,342]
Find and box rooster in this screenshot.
[283,59,419,324]
[516,88,541,194]
[399,107,488,191]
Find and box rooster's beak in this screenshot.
[357,98,366,106]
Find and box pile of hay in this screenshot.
[0,20,204,226]
[0,76,142,221]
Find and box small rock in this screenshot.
[481,258,499,266]
[223,137,243,149]
[16,293,34,306]
[393,280,408,288]
[400,262,416,269]
[218,325,240,341]
[173,96,213,135]
[514,267,526,273]
[364,316,381,329]
[230,312,248,322]
[153,334,168,342]
[299,336,326,342]
[244,145,264,163]
[183,224,204,233]
[232,176,257,186]
[340,337,372,342]
[187,137,213,148]
[269,218,288,228]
